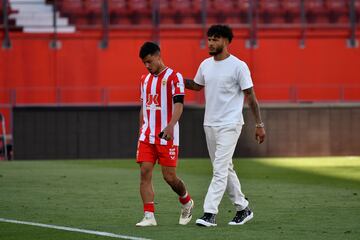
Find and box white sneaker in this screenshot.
[136,213,157,227]
[179,199,194,225]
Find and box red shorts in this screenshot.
[136,141,178,167]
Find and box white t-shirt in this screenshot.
[194,55,253,126]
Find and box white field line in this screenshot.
[0,218,152,240]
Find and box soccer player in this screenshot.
[185,25,266,227]
[135,42,194,227]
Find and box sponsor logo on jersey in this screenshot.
[146,94,161,110]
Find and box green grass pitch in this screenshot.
[0,157,359,240]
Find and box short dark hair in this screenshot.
[207,25,233,43]
[139,42,160,59]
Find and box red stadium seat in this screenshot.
[170,0,194,24]
[281,0,301,23]
[192,0,211,24]
[305,0,327,24]
[127,0,151,25]
[109,0,128,24]
[258,0,282,24]
[159,0,203,25]
[84,0,103,25]
[60,0,84,14]
[356,0,360,23]
[59,0,86,25]
[325,0,349,23]
[85,0,102,13]
[233,0,251,24]
[159,0,174,24]
[209,0,238,24]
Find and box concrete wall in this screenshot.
[13,104,360,160]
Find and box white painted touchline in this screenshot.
[0,218,152,240]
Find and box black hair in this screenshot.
[207,25,234,43]
[139,42,160,59]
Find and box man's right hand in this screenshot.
[255,126,266,144]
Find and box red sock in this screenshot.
[179,193,191,205]
[143,202,154,213]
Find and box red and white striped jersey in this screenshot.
[139,67,185,146]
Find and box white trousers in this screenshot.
[203,124,249,214]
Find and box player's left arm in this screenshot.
[243,87,266,144]
[161,96,184,141]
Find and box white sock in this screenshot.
[144,211,154,218]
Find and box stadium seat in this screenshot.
[258,0,282,24]
[209,0,238,24]
[109,0,128,24]
[84,0,103,25]
[191,0,211,24]
[281,0,301,24]
[305,0,327,24]
[60,0,84,14]
[325,0,349,23]
[170,0,194,24]
[128,0,151,25]
[59,0,86,25]
[233,0,251,24]
[159,0,176,25]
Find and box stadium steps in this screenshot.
[8,0,75,33]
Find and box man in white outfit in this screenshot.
[185,25,266,227]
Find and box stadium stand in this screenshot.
[1,0,352,27]
[55,0,358,26]
[6,0,75,33]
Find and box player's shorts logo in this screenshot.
[169,147,176,160]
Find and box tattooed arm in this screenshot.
[184,78,204,91]
[244,87,266,144]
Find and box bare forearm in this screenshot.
[248,97,262,124]
[244,88,263,124]
[184,78,203,91]
[168,103,183,127]
[244,87,266,143]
